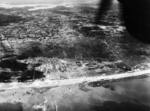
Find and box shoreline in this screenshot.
[0,69,150,90]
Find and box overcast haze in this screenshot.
[0,0,99,5]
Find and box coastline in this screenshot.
[0,69,149,90]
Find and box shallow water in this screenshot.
[0,77,150,111]
[45,77,150,111]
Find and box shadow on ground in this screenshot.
[0,58,45,82]
[0,14,25,26]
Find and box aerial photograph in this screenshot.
[0,0,150,111]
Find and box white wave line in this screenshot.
[0,69,150,90]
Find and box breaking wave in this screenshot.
[0,3,73,11]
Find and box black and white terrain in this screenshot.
[0,1,150,111]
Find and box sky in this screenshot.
[0,0,99,10]
[0,0,99,5]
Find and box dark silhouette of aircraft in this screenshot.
[96,0,150,43]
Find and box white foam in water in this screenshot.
[0,0,99,11]
[0,3,59,10]
[0,69,150,90]
[0,3,37,8]
[28,4,58,11]
[28,2,75,11]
